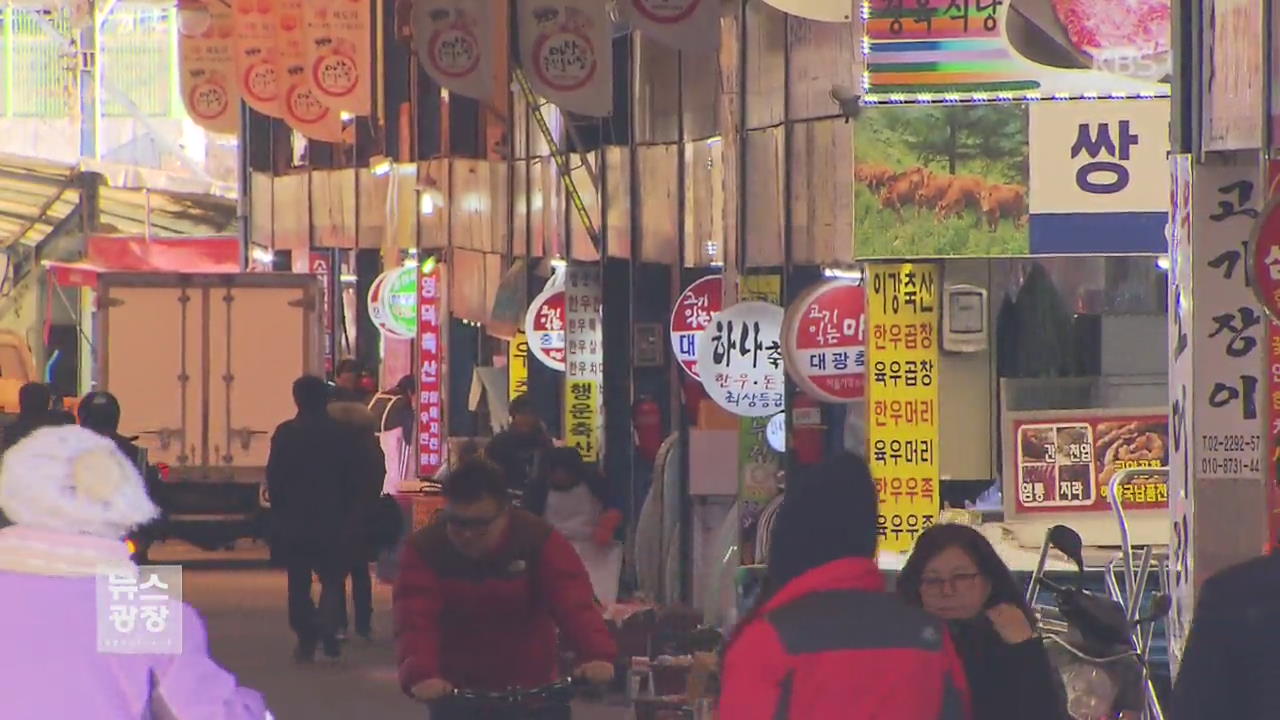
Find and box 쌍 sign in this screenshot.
[867,262,940,552]
[782,279,868,404]
[670,274,723,380]
[695,301,785,418]
[1010,413,1170,513]
[418,258,444,479]
[525,281,566,372]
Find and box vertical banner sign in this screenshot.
[418,261,444,479]
[412,0,495,104]
[867,263,941,553]
[1168,154,1194,670]
[726,276,782,565]
[178,0,240,135]
[310,251,335,373]
[782,279,868,403]
[277,0,345,143]
[1252,161,1280,552]
[517,0,613,117]
[564,264,604,463]
[306,0,372,115]
[509,331,530,401]
[233,0,283,118]
[525,280,567,372]
[1192,163,1264,481]
[622,0,720,52]
[670,274,723,380]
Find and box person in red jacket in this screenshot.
[393,457,616,717]
[720,453,971,720]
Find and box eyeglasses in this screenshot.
[919,572,983,595]
[444,511,502,531]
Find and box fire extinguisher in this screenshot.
[633,395,664,464]
[791,392,826,466]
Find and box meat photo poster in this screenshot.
[854,104,1031,257]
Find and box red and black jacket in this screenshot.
[720,558,971,720]
[393,509,617,694]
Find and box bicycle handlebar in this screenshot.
[446,677,584,705]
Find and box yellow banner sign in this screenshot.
[565,380,600,463]
[867,262,941,553]
[509,331,529,401]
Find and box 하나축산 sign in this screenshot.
[525,282,566,372]
[670,274,723,380]
[695,301,786,419]
[418,260,444,479]
[1010,412,1169,513]
[782,280,867,403]
[867,262,940,552]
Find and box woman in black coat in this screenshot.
[898,524,1069,720]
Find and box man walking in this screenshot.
[267,376,360,661]
[327,397,386,641]
[485,394,554,502]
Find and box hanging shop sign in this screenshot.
[695,301,785,418]
[1201,0,1264,151]
[412,0,496,104]
[564,264,604,462]
[418,258,444,478]
[621,0,720,52]
[1191,161,1265,481]
[233,0,283,118]
[758,0,851,22]
[310,251,335,373]
[509,331,530,400]
[1167,153,1193,669]
[305,0,372,116]
[765,412,787,454]
[277,0,346,142]
[178,0,240,135]
[1028,98,1171,254]
[525,281,567,372]
[670,274,723,380]
[368,266,419,339]
[854,104,1030,258]
[867,262,940,553]
[1007,412,1169,513]
[1250,192,1280,323]
[516,0,613,117]
[782,279,867,403]
[863,1,1170,104]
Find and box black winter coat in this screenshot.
[266,410,361,565]
[328,401,387,561]
[1173,553,1280,720]
[947,615,1069,720]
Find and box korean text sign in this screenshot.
[1167,153,1194,667]
[695,301,786,418]
[1011,413,1169,513]
[509,330,530,401]
[783,279,867,403]
[670,274,723,380]
[867,262,940,552]
[97,565,183,654]
[564,264,603,463]
[1191,162,1265,481]
[525,282,566,372]
[418,261,444,479]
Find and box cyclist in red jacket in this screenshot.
[720,453,971,720]
[393,458,616,717]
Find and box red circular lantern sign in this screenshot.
[782,279,867,403]
[525,283,566,372]
[1252,192,1280,322]
[670,275,723,380]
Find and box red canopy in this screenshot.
[45,235,242,288]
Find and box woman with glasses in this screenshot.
[898,524,1068,720]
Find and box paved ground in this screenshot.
[157,541,628,720]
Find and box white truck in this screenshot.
[95,272,323,551]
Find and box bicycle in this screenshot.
[427,678,583,720]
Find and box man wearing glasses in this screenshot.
[393,458,616,713]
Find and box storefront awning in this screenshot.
[44,235,242,289]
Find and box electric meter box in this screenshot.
[942,284,989,353]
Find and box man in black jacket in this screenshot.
[267,376,360,662]
[1172,552,1280,719]
[1,383,70,452]
[485,394,554,503]
[77,391,164,560]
